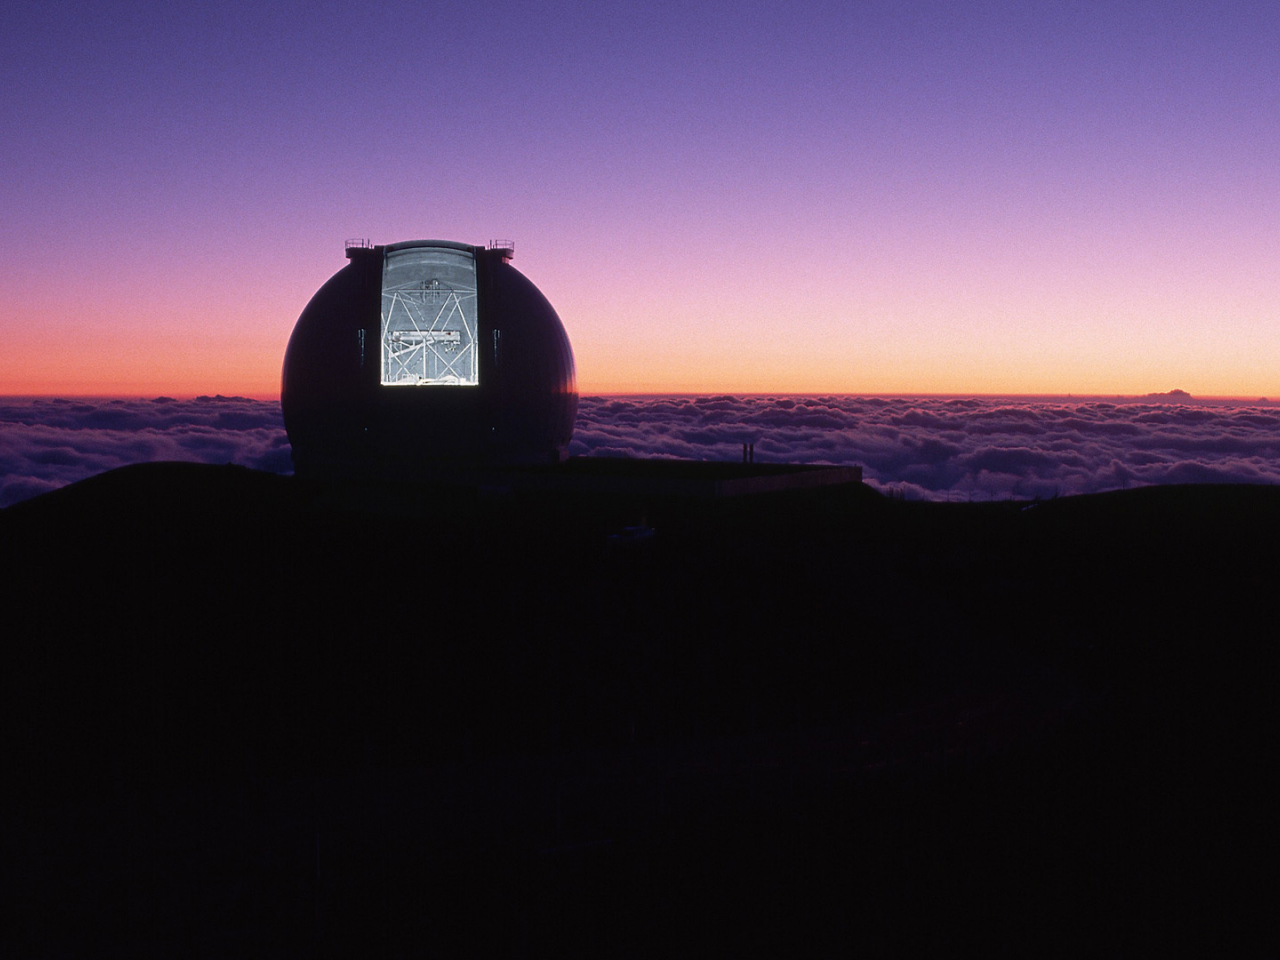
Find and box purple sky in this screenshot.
[2,2,1278,396]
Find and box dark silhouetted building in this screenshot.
[283,240,577,477]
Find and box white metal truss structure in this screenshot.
[381,277,478,386]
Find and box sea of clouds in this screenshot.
[3,394,1279,508]
[0,396,292,507]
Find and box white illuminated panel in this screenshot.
[381,246,479,386]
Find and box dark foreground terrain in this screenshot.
[2,462,1275,956]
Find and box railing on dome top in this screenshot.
[488,240,515,253]
[345,238,373,251]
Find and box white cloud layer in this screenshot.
[3,394,1278,507]
[568,395,1280,501]
[0,397,290,507]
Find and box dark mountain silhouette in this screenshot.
[2,463,1273,955]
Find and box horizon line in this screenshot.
[1,390,1274,404]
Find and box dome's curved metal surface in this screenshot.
[282,240,576,477]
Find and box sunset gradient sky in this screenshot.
[2,1,1277,398]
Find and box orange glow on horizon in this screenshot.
[3,256,1276,402]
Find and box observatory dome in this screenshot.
[282,240,577,477]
